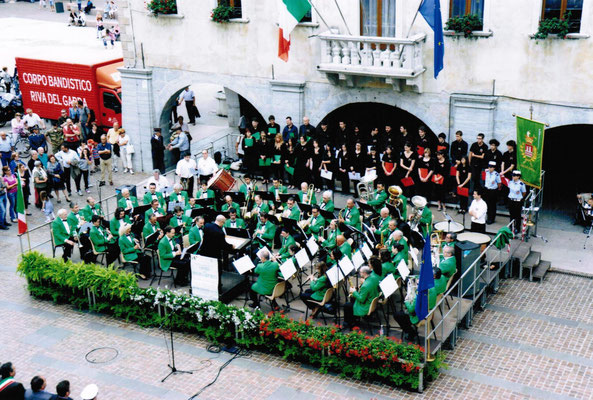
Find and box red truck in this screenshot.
[16,57,124,128]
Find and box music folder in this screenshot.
[144,231,160,248]
[225,227,250,239]
[224,191,245,204]
[167,201,185,213]
[266,214,280,225]
[319,209,336,222]
[173,225,183,234]
[386,203,402,220]
[298,203,313,215]
[356,201,375,216]
[278,193,293,204]
[189,208,204,218]
[132,204,151,217]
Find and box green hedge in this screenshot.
[17,252,444,390]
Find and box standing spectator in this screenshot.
[469,133,487,189]
[57,109,69,128]
[41,191,55,223]
[102,28,115,49]
[2,166,17,223]
[146,169,170,190]
[37,147,48,168]
[434,151,449,211]
[450,130,468,167]
[485,139,502,171]
[9,152,25,174]
[197,150,217,183]
[0,175,8,230]
[77,100,91,141]
[32,161,48,209]
[282,116,298,143]
[117,128,134,174]
[417,147,435,202]
[86,139,100,173]
[46,155,69,203]
[399,142,416,198]
[11,112,25,144]
[46,122,64,154]
[151,128,165,174]
[106,122,120,172]
[23,108,46,131]
[0,362,26,399]
[310,139,323,191]
[294,135,311,191]
[56,145,79,196]
[0,67,11,93]
[176,153,196,198]
[17,163,31,214]
[320,143,334,190]
[483,161,501,224]
[271,134,284,181]
[299,116,315,140]
[68,100,80,125]
[381,145,397,186]
[266,115,282,139]
[52,380,73,400]
[75,142,92,194]
[178,86,199,125]
[507,170,526,234]
[27,150,40,173]
[168,128,189,162]
[28,127,47,153]
[96,14,104,38]
[62,119,81,150]
[97,135,113,186]
[0,131,11,167]
[89,122,102,143]
[171,116,189,135]
[455,156,471,213]
[468,189,487,233]
[24,375,54,400]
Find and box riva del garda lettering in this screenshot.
[29,91,89,107]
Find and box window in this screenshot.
[360,0,396,37]
[450,0,484,20]
[103,91,121,113]
[300,9,312,23]
[218,0,242,19]
[541,0,583,32]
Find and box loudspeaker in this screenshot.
[454,240,481,297]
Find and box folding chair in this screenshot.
[262,281,286,311]
[119,252,139,275]
[304,287,334,324]
[362,296,381,335]
[151,249,176,287]
[90,239,108,266]
[49,227,65,259]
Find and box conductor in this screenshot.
[199,215,234,284]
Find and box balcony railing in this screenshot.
[317,31,426,92]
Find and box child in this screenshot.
[102,29,115,49]
[41,191,55,223]
[87,139,100,173]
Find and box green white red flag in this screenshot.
[16,171,27,234]
[278,0,311,62]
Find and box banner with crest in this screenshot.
[516,116,545,188]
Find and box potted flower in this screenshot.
[445,14,483,38]
[146,0,178,16]
[533,13,572,40]
[211,4,233,23]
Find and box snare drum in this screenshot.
[207,169,236,193]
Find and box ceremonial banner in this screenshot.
[16,171,27,235]
[516,116,545,188]
[278,0,312,62]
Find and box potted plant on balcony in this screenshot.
[445,14,483,38]
[211,4,234,23]
[533,12,571,39]
[146,0,177,16]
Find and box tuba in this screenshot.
[356,173,377,202]
[388,185,403,207]
[409,195,427,231]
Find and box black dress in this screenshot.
[457,163,471,211]
[399,151,416,197]
[283,146,296,186]
[271,143,284,180]
[321,149,335,190]
[337,150,351,194]
[294,141,311,188]
[434,158,450,203]
[416,156,435,201]
[257,139,272,180]
[381,152,397,186]
[310,146,323,188]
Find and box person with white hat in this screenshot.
[80,383,98,400]
[483,160,501,224]
[507,170,526,235]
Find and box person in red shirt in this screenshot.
[62,119,81,150]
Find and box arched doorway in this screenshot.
[540,124,593,227]
[321,102,436,138]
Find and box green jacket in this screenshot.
[374,216,392,236]
[320,199,335,212]
[118,196,139,210]
[169,191,189,206]
[252,260,280,295]
[278,235,296,260]
[119,234,140,262]
[392,252,406,272]
[81,203,103,221]
[405,288,437,324]
[89,225,112,253]
[343,206,361,230]
[224,218,246,229]
[339,241,352,259]
[322,228,339,250]
[110,216,131,237]
[268,185,287,207]
[52,218,72,246]
[171,214,192,237]
[143,221,160,240]
[158,236,176,271]
[310,275,330,302]
[400,194,408,220]
[239,183,259,197]
[251,202,270,217]
[188,225,202,246]
[352,273,380,316]
[419,207,433,237]
[398,237,409,262]
[435,275,449,295]
[297,190,317,205]
[67,211,85,232]
[307,215,326,238]
[284,205,300,221]
[145,207,165,221]
[381,261,396,279]
[256,220,276,248]
[439,256,457,279]
[367,189,388,210]
[221,202,240,213]
[197,188,215,199]
[142,191,165,208]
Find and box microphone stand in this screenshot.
[161,308,193,382]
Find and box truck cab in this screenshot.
[96,62,122,127]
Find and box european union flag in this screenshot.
[415,234,435,321]
[419,0,444,78]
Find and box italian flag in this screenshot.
[278,0,311,62]
[16,171,27,235]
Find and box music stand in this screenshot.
[442,210,453,233]
[226,227,250,239]
[224,191,246,204]
[187,208,203,219]
[254,191,274,202]
[179,242,199,259]
[144,231,160,249]
[356,201,376,217]
[132,204,151,218]
[173,225,183,235]
[278,193,293,204]
[266,214,280,225]
[298,203,313,217]
[218,211,231,220]
[160,308,192,382]
[320,209,336,222]
[167,201,185,213]
[386,203,402,221]
[283,217,307,239]
[195,198,215,208]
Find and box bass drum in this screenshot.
[207,169,236,193]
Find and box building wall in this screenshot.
[116,0,593,172]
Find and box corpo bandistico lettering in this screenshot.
[22,72,93,106]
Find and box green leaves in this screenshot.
[445,14,483,38]
[534,14,572,40]
[146,0,178,15]
[211,5,233,23]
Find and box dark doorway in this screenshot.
[239,95,265,126]
[320,102,435,139]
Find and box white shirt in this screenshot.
[147,175,170,191]
[56,150,79,169]
[23,113,43,128]
[469,198,488,224]
[62,219,70,235]
[180,89,195,102]
[197,157,217,176]
[118,134,131,148]
[175,158,197,179]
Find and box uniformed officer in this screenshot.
[483,161,501,224]
[507,170,526,234]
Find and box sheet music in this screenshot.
[180,247,189,259]
[295,248,310,269]
[306,237,319,256]
[348,172,361,180]
[410,248,419,267]
[338,257,355,276]
[351,251,365,270]
[279,259,297,281]
[361,243,372,259]
[380,274,399,298]
[233,255,256,275]
[397,259,410,280]
[326,265,343,287]
[364,170,377,181]
[256,247,273,261]
[225,235,248,249]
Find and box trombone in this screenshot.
[306,183,315,204]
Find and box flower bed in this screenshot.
[17,252,444,390]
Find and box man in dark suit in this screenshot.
[0,362,25,400]
[151,128,165,174]
[199,215,235,286]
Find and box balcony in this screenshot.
[317,31,427,92]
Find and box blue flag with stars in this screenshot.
[415,234,435,321]
[419,0,444,78]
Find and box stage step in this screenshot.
[522,251,541,281]
[513,241,532,264]
[533,260,551,282]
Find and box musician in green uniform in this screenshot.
[419,206,433,237]
[118,223,151,279]
[300,261,331,317]
[81,196,103,221]
[221,195,240,213]
[158,226,190,286]
[255,213,276,248]
[373,207,392,238]
[339,198,361,231]
[439,246,457,280]
[297,182,317,205]
[52,208,78,261]
[89,215,119,264]
[239,174,258,198]
[188,216,205,252]
[440,233,457,252]
[343,259,381,328]
[250,194,270,218]
[117,188,138,211]
[268,178,287,210]
[276,228,296,262]
[196,180,216,210]
[320,219,339,250]
[110,207,131,239]
[379,249,397,279]
[282,197,300,221]
[145,199,165,221]
[66,202,85,233]
[142,213,163,246]
[142,182,165,208]
[170,206,191,241]
[367,182,388,212]
[319,191,335,212]
[184,197,202,215]
[305,206,325,239]
[249,249,281,309]
[433,268,447,294]
[169,183,190,207]
[224,208,246,229]
[381,220,398,250]
[392,243,407,270]
[336,234,352,259]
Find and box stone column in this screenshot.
[270,80,306,124]
[118,68,156,173]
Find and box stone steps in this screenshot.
[533,260,551,282]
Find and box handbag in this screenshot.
[401,176,415,187]
[126,144,135,154]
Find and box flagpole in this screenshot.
[398,0,425,58]
[305,0,332,32]
[333,0,353,36]
[26,230,31,252]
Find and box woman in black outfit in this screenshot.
[381,145,397,187]
[294,136,311,189]
[456,156,471,213]
[416,147,435,202]
[434,151,450,210]
[283,139,297,188]
[366,146,381,180]
[320,144,334,190]
[242,130,257,174]
[257,133,272,183]
[310,139,323,191]
[337,144,351,194]
[350,142,366,192]
[271,133,285,181]
[399,142,416,197]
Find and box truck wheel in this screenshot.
[15,138,31,159]
[0,121,6,128]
